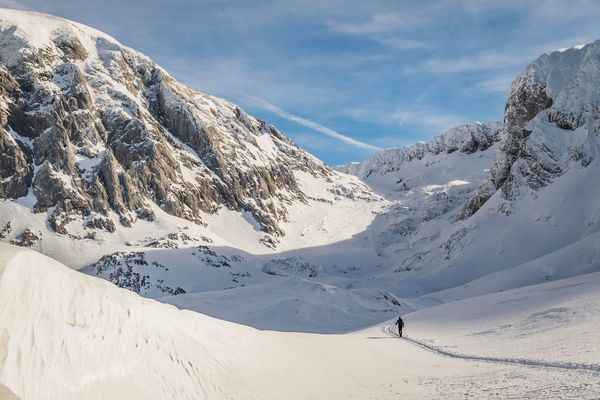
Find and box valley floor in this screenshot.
[1,244,599,399]
[237,323,600,400]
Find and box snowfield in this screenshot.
[405,271,600,367]
[1,243,600,399]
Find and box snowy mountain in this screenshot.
[0,8,377,251]
[493,42,600,199]
[325,42,600,325]
[0,9,395,328]
[339,121,503,178]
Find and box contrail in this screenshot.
[245,96,383,152]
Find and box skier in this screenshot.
[395,316,404,338]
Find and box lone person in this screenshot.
[395,316,404,337]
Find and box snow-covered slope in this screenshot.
[405,270,600,366]
[340,121,503,179]
[2,243,599,399]
[163,277,408,333]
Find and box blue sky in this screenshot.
[5,0,600,165]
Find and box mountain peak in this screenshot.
[0,7,121,50]
[0,8,374,249]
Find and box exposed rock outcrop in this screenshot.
[0,9,332,239]
[10,228,39,247]
[491,42,600,199]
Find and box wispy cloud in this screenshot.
[476,75,515,94]
[390,107,466,133]
[327,10,429,51]
[245,96,383,152]
[347,103,467,135]
[421,51,529,74]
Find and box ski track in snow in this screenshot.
[383,324,600,375]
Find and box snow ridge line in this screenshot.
[383,324,600,374]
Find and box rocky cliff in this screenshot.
[492,42,600,200]
[0,9,334,239]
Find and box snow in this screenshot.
[340,121,503,179]
[5,126,32,149]
[240,210,262,231]
[75,153,103,176]
[405,271,600,366]
[0,384,20,400]
[2,244,600,399]
[163,278,405,333]
[276,170,383,250]
[252,132,279,158]
[2,9,600,398]
[0,8,124,63]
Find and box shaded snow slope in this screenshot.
[2,243,600,399]
[0,244,265,400]
[0,383,21,400]
[162,278,408,333]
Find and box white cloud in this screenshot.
[245,96,383,152]
[347,103,467,134]
[390,107,466,133]
[476,76,514,94]
[422,51,529,74]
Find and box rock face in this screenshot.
[89,251,186,295]
[10,228,39,247]
[262,257,322,278]
[492,42,600,199]
[0,9,331,237]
